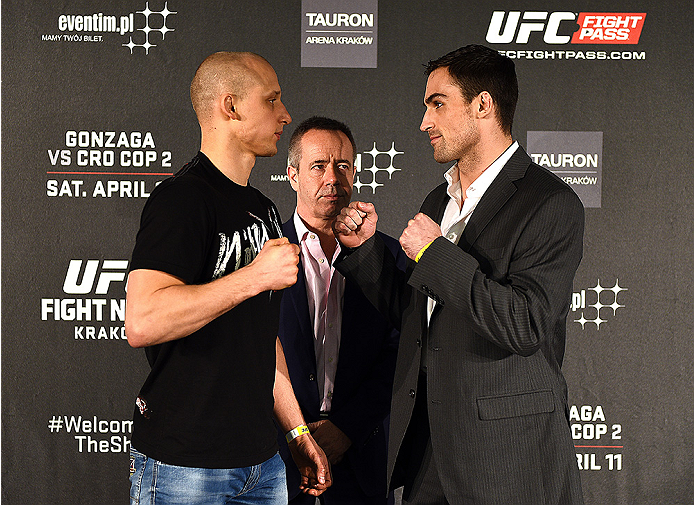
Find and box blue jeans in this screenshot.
[130,447,288,505]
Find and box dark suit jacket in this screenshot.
[277,219,406,499]
[336,147,585,505]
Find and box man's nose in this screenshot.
[325,161,340,184]
[279,102,291,125]
[420,110,433,132]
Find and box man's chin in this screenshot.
[319,200,347,218]
[257,147,278,158]
[433,149,454,164]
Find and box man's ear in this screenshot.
[476,91,493,117]
[287,165,299,191]
[222,94,240,120]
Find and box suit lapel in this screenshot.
[420,183,449,223]
[282,220,316,371]
[426,147,530,322]
[335,280,359,388]
[458,146,530,251]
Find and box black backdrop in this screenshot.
[2,1,693,503]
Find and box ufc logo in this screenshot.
[486,11,577,44]
[63,260,129,295]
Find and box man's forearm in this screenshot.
[409,190,584,356]
[336,233,407,329]
[273,337,306,432]
[125,266,265,348]
[126,237,299,348]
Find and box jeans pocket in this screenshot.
[129,447,147,504]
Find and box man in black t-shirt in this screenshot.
[126,52,331,505]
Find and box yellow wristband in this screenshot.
[415,239,436,263]
[285,424,309,443]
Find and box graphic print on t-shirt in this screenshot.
[211,207,283,279]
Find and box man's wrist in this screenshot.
[335,242,357,264]
[286,424,310,443]
[415,238,437,262]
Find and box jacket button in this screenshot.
[416,339,422,347]
[308,373,315,381]
[409,389,415,398]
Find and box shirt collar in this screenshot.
[293,211,312,242]
[293,210,342,263]
[444,141,519,204]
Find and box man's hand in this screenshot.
[399,213,442,261]
[308,420,352,465]
[333,201,378,248]
[248,237,300,292]
[288,432,333,496]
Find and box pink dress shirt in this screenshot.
[293,212,345,413]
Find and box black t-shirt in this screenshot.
[129,152,283,468]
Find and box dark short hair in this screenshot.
[287,116,357,168]
[425,44,518,135]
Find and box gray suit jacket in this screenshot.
[337,146,585,504]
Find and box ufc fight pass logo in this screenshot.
[486,11,646,44]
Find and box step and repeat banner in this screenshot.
[2,1,692,503]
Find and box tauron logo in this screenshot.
[305,12,374,27]
[301,0,378,68]
[486,11,646,45]
[571,279,627,330]
[353,142,403,194]
[527,131,602,208]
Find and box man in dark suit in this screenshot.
[334,45,585,504]
[278,116,406,504]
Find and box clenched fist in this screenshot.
[399,213,442,261]
[333,201,378,248]
[249,237,300,292]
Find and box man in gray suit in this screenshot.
[334,45,584,504]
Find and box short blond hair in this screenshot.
[190,51,269,123]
